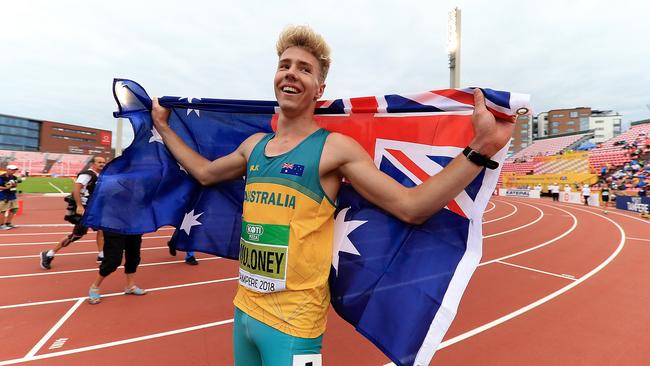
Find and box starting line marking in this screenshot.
[496,260,577,280]
[48,338,68,350]
[1,318,234,366]
[24,299,84,359]
[628,237,650,242]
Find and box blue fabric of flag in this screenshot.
[84,79,528,366]
[331,185,470,365]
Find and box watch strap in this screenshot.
[462,146,499,170]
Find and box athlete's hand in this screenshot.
[76,206,85,216]
[152,97,171,130]
[469,88,516,157]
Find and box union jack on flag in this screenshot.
[85,79,530,366]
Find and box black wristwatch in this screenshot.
[462,146,499,170]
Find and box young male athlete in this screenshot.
[152,25,515,366]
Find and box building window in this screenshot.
[595,120,604,124]
[570,112,578,118]
[51,127,96,136]
[551,113,565,118]
[567,128,575,132]
[567,121,575,125]
[0,116,40,130]
[551,128,559,134]
[52,135,96,142]
[551,122,560,127]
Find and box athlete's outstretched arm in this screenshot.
[334,89,515,224]
[151,98,262,186]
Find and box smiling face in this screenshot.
[274,46,325,118]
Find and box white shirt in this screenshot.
[75,169,98,205]
[581,187,591,196]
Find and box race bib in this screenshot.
[239,221,289,293]
[292,354,322,366]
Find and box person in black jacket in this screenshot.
[40,156,106,270]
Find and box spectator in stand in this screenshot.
[639,186,647,197]
[0,165,22,230]
[581,184,591,206]
[564,184,572,193]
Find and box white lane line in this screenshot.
[0,246,167,260]
[0,257,220,279]
[484,201,496,214]
[483,200,518,224]
[0,235,171,247]
[496,260,576,280]
[0,227,175,236]
[628,237,650,242]
[479,205,578,266]
[436,203,625,351]
[0,318,234,366]
[483,201,544,239]
[46,182,65,194]
[0,276,238,310]
[4,224,74,229]
[24,298,84,359]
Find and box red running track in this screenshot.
[1,194,649,365]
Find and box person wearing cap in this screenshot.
[0,165,22,230]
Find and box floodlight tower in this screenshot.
[447,7,461,89]
[115,118,123,157]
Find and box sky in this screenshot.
[2,0,649,147]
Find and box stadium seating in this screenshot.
[588,122,650,171]
[508,132,592,162]
[0,150,93,176]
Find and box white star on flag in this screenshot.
[179,97,201,117]
[332,207,366,276]
[149,127,163,144]
[178,162,188,174]
[180,209,203,235]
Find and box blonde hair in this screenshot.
[276,25,331,82]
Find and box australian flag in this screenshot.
[84,79,530,366]
[280,162,304,176]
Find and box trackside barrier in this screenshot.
[498,188,540,199]
[616,196,650,214]
[559,191,600,207]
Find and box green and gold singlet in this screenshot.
[233,128,336,338]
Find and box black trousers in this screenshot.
[99,232,142,277]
